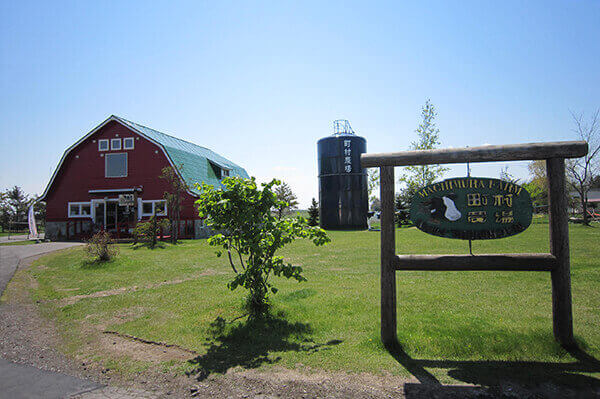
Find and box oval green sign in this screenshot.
[410,177,533,240]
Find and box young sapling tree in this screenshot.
[307,198,319,226]
[195,177,330,317]
[273,181,299,219]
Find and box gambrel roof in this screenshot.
[40,115,249,200]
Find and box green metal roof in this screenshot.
[114,116,249,194]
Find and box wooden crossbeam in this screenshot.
[395,253,557,271]
[361,141,588,167]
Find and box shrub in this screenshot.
[85,230,117,262]
[132,215,170,249]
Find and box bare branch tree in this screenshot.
[566,109,600,225]
[159,164,188,243]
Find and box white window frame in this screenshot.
[68,202,92,218]
[141,199,167,217]
[111,138,122,150]
[123,137,135,150]
[105,153,128,178]
[98,139,109,151]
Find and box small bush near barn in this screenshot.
[132,215,170,249]
[85,230,118,262]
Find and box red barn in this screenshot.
[39,115,249,240]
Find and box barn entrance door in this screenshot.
[92,199,134,237]
[105,201,118,231]
[106,200,134,237]
[93,200,105,229]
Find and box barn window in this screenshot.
[155,201,166,215]
[123,137,135,150]
[209,161,231,179]
[105,153,127,178]
[142,202,153,214]
[69,204,80,216]
[141,200,167,216]
[111,138,122,150]
[98,139,109,151]
[68,202,92,218]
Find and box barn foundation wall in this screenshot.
[45,221,66,241]
[194,220,213,239]
[46,220,210,240]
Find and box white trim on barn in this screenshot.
[123,137,135,150]
[140,199,167,217]
[89,188,142,194]
[68,202,92,218]
[105,152,128,178]
[111,138,122,150]
[98,139,109,151]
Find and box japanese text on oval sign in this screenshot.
[410,177,533,240]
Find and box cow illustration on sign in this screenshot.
[425,195,461,222]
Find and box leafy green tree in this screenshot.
[524,160,548,212]
[307,198,319,226]
[395,191,412,226]
[0,192,10,231]
[6,186,29,225]
[368,168,380,205]
[33,199,45,229]
[273,182,299,219]
[399,100,448,193]
[160,165,187,243]
[370,197,381,212]
[195,177,330,317]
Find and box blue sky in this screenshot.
[1,1,598,207]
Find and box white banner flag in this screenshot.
[28,204,38,239]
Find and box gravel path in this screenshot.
[0,243,105,398]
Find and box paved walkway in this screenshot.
[0,233,45,243]
[0,242,104,399]
[0,242,77,294]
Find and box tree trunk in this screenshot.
[171,220,176,244]
[582,192,589,225]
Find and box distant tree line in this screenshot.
[0,186,45,231]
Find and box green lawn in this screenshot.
[5,222,599,387]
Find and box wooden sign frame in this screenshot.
[361,141,589,349]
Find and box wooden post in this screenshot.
[546,158,575,348]
[380,166,397,346]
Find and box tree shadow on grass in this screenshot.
[80,258,117,269]
[131,242,167,250]
[187,312,342,381]
[386,340,600,398]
